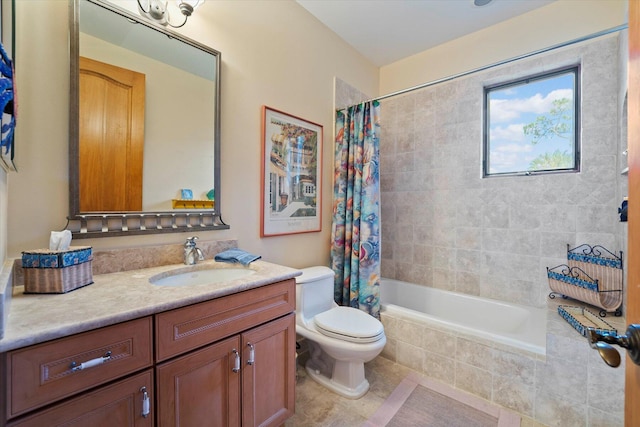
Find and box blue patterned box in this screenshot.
[21,246,93,268]
[22,246,94,294]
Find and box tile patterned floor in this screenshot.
[286,353,548,427]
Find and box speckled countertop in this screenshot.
[0,259,301,353]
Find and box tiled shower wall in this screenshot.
[379,33,627,309]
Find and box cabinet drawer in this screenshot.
[156,279,295,361]
[7,316,152,418]
[7,369,154,427]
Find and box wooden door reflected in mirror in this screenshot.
[79,57,145,212]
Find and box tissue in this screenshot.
[50,230,72,251]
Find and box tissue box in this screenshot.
[22,246,93,294]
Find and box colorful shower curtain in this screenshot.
[331,101,381,318]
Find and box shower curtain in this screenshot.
[331,101,381,318]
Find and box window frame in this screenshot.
[482,65,581,178]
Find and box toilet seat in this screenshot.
[314,306,384,343]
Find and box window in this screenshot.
[483,66,580,177]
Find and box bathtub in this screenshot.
[380,278,546,355]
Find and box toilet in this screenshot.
[295,266,386,399]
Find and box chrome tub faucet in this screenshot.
[184,236,205,265]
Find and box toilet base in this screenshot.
[305,358,370,399]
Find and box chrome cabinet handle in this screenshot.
[70,351,112,372]
[232,349,241,373]
[247,343,255,365]
[140,386,150,418]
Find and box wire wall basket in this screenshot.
[547,244,623,317]
[557,305,617,337]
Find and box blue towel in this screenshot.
[214,249,261,266]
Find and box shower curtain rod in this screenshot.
[337,24,628,111]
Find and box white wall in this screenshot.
[5,0,378,269]
[380,0,627,94]
[6,1,70,260]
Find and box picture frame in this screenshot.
[0,0,15,173]
[260,106,323,237]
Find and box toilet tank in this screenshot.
[296,266,336,319]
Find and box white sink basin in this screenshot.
[150,268,255,287]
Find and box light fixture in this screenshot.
[137,0,205,28]
[473,0,493,6]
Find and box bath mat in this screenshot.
[363,372,520,427]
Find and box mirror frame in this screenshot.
[67,0,228,238]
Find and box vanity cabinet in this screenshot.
[0,279,296,427]
[156,314,295,427]
[155,279,296,427]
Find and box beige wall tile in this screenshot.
[534,392,587,427]
[456,337,494,371]
[423,350,455,385]
[492,374,535,417]
[454,361,492,401]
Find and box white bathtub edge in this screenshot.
[381,301,546,357]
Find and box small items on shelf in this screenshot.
[172,199,215,209]
[547,244,623,317]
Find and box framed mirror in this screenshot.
[67,0,228,238]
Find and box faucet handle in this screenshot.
[185,236,199,247]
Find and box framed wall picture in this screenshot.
[261,106,323,237]
[0,0,15,172]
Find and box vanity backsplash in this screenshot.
[11,238,239,287]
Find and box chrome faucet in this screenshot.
[184,236,205,265]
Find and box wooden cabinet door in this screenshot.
[7,370,153,427]
[156,335,241,427]
[242,313,296,427]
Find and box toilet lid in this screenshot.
[314,307,384,343]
